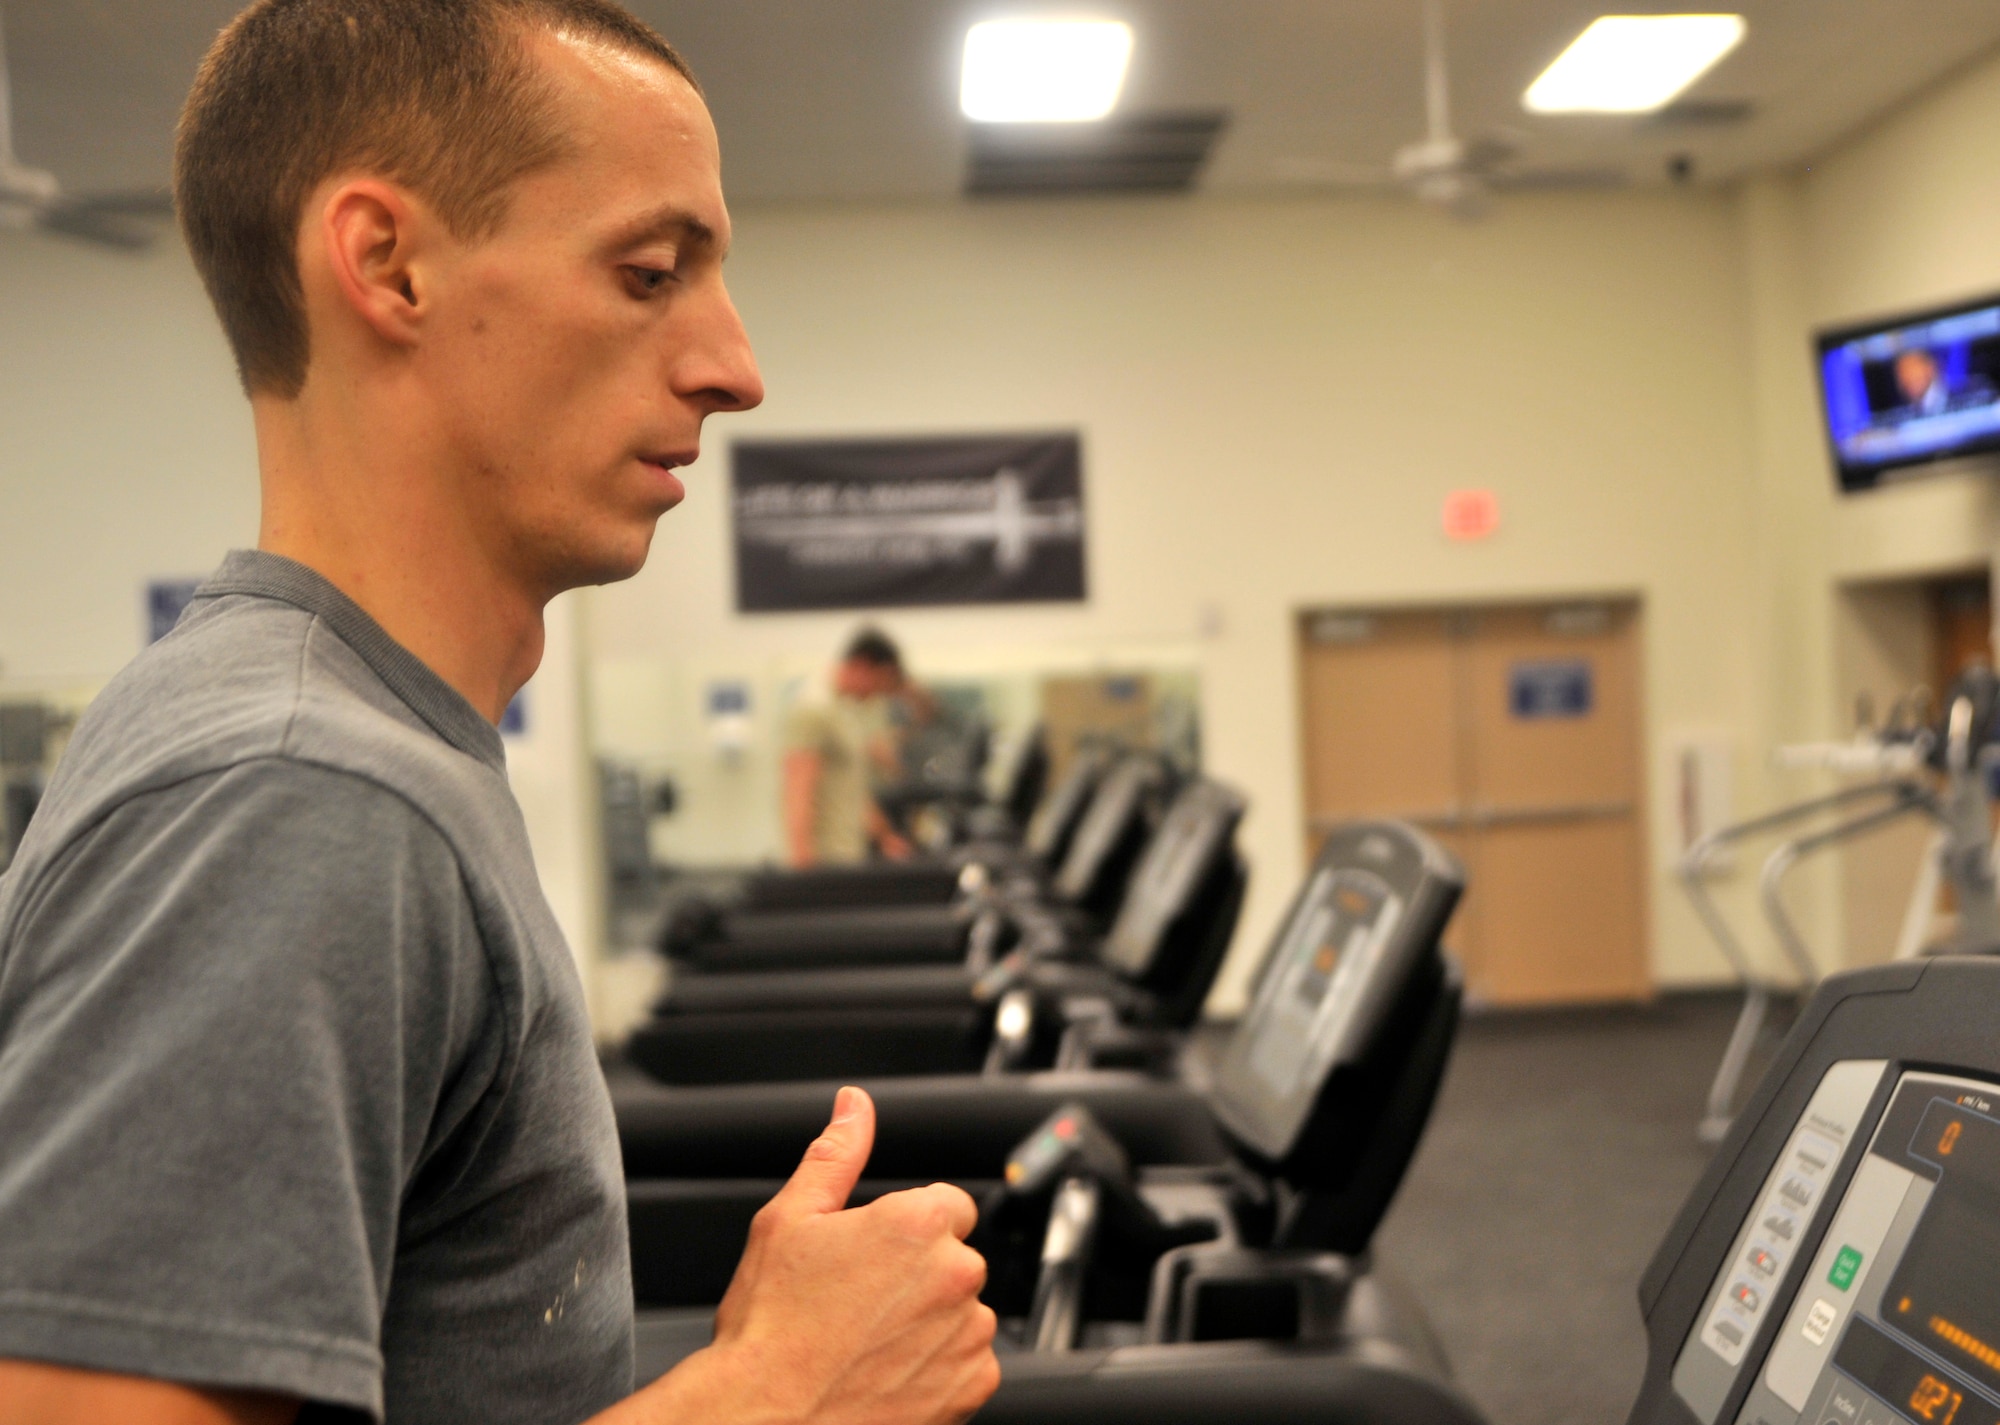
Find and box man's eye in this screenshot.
[625,266,676,296]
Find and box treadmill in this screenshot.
[621,819,1476,1425]
[1626,955,2000,1425]
[693,728,1081,918]
[615,817,1462,1175]
[621,775,1248,1085]
[666,750,1172,976]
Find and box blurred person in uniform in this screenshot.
[782,627,924,865]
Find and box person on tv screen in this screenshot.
[1895,347,1951,418]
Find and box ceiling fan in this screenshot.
[0,4,173,251]
[1273,0,1625,219]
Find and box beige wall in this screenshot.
[1733,46,2000,970]
[1811,46,2000,586]
[0,237,257,692]
[8,43,2000,1016]
[0,238,608,992]
[593,188,1765,1006]
[1830,580,1941,965]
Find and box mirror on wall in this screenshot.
[588,650,1202,952]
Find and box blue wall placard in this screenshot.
[499,690,528,737]
[146,578,205,644]
[1509,660,1594,719]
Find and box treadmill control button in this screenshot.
[1779,1175,1818,1210]
[1765,1211,1799,1242]
[1802,1298,1838,1346]
[1749,1247,1781,1277]
[1855,1396,1899,1425]
[1824,1381,1863,1421]
[1794,1132,1839,1177]
[1732,1283,1762,1312]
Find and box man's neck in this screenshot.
[251,395,547,724]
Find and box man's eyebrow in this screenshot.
[605,205,724,258]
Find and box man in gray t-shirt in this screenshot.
[0,2,999,1423]
[0,551,632,1421]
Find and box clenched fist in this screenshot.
[625,1086,1001,1425]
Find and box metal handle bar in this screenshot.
[1759,795,1947,988]
[1683,778,1938,1143]
[1679,780,1930,988]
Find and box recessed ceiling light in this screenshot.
[960,19,1134,123]
[1524,14,1746,114]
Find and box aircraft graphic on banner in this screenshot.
[736,467,1082,574]
[731,432,1087,611]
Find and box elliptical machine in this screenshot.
[1681,666,2000,1142]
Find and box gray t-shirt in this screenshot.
[0,551,632,1423]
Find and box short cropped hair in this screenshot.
[175,0,697,397]
[843,628,903,673]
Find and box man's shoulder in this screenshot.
[73,590,315,776]
[37,591,507,872]
[785,694,838,743]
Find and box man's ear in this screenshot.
[318,179,428,353]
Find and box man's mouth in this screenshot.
[640,452,695,507]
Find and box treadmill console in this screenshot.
[1207,822,1462,1163]
[1098,780,1244,977]
[1049,757,1162,904]
[1676,1062,2000,1425]
[1023,747,1108,863]
[1002,1103,1133,1196]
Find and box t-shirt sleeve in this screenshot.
[783,701,833,756]
[0,758,491,1420]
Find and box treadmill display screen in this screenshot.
[1878,1102,2000,1398]
[1099,786,1230,976]
[1241,868,1402,1101]
[1836,1319,2000,1425]
[1051,760,1149,902]
[1673,1068,2000,1425]
[1024,749,1104,861]
[1205,822,1452,1166]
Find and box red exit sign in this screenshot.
[1442,488,1500,541]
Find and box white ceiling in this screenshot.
[9,0,2000,205]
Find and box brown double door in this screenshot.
[1298,600,1649,1005]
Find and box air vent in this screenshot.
[965,111,1228,196]
[1643,98,1754,129]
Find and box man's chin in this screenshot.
[589,540,656,588]
[548,526,659,593]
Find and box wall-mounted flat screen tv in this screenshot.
[1817,292,2000,493]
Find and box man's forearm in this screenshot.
[781,752,822,867]
[864,799,910,858]
[585,1343,791,1425]
[0,1361,300,1425]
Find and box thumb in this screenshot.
[770,1085,875,1218]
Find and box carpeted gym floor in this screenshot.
[1371,992,1794,1425]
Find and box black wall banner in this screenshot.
[731,433,1087,613]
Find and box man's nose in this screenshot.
[678,285,765,414]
